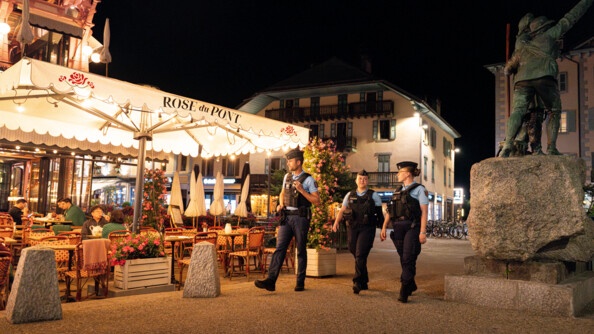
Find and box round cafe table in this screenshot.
[164,235,192,283]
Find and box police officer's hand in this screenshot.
[419,232,427,244]
[332,222,339,233]
[380,228,387,241]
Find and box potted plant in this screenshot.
[300,138,352,276]
[110,233,170,290]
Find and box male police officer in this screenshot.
[333,170,388,294]
[255,148,319,292]
[381,161,428,303]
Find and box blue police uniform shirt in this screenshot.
[404,182,429,205]
[282,171,318,209]
[341,189,382,208]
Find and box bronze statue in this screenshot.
[499,0,593,157]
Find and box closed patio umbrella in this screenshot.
[183,169,200,228]
[234,162,251,225]
[209,171,225,226]
[169,171,184,226]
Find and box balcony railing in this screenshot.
[265,100,394,123]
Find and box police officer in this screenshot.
[255,148,320,292]
[333,170,388,294]
[381,161,428,303]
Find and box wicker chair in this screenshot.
[0,225,13,239]
[28,228,55,246]
[64,240,111,302]
[38,236,70,279]
[177,232,217,289]
[227,227,265,280]
[0,249,11,310]
[57,231,82,245]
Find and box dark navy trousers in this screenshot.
[390,219,421,285]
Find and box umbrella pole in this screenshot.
[132,136,148,234]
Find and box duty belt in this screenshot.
[285,210,300,215]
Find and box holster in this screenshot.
[279,210,287,226]
[298,206,311,219]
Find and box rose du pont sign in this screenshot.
[163,96,241,124]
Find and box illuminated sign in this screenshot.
[202,178,237,185]
[453,188,464,204]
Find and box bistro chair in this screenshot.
[52,224,72,236]
[28,228,54,246]
[227,227,265,280]
[0,215,13,226]
[58,231,82,245]
[180,228,198,258]
[0,249,11,310]
[108,230,130,246]
[38,235,70,280]
[261,226,295,277]
[164,229,183,257]
[64,239,111,302]
[177,231,217,289]
[0,225,13,239]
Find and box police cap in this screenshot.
[357,169,368,176]
[285,148,304,160]
[396,161,418,171]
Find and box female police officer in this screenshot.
[380,161,428,303]
[332,170,388,294]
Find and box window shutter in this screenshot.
[331,123,336,137]
[588,109,594,131]
[347,122,353,137]
[319,124,325,139]
[390,119,396,140]
[566,110,576,132]
[372,120,378,140]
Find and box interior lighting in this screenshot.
[90,52,101,63]
[71,152,75,156]
[53,150,58,154]
[0,22,10,35]
[16,104,25,112]
[82,44,93,57]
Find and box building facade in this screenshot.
[489,37,594,180]
[239,58,461,221]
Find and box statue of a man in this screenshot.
[499,0,593,157]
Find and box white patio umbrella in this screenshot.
[234,162,251,225]
[0,58,310,233]
[184,169,203,228]
[17,0,34,46]
[209,171,225,226]
[99,18,112,76]
[195,171,207,219]
[170,171,184,212]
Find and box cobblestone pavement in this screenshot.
[1,234,594,333]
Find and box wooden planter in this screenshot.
[114,257,171,290]
[296,248,337,277]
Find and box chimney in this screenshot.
[436,98,442,116]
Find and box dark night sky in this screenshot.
[89,1,594,198]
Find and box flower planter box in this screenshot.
[296,248,336,277]
[114,257,171,290]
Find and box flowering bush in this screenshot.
[303,138,351,249]
[141,168,168,230]
[110,233,165,266]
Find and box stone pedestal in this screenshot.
[5,247,62,324]
[183,242,220,298]
[445,156,594,317]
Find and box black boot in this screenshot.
[254,278,276,291]
[398,282,412,303]
[410,280,417,295]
